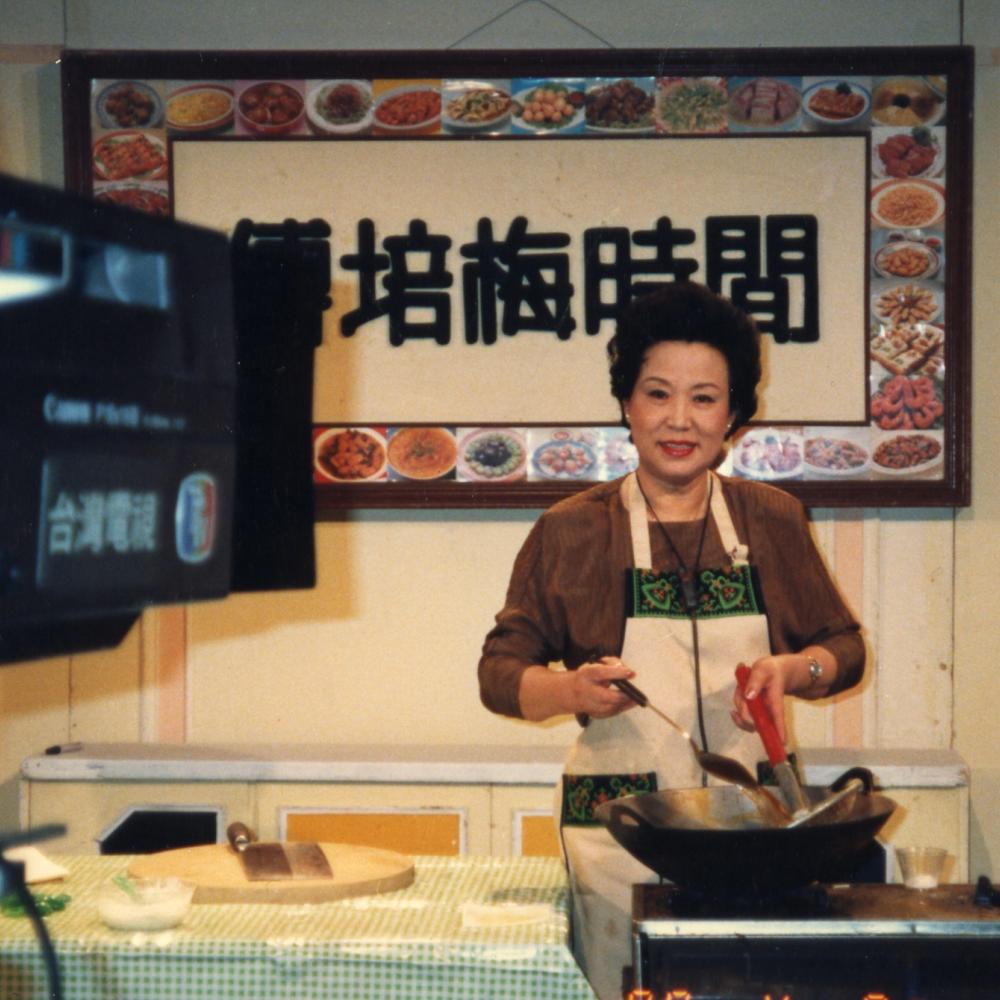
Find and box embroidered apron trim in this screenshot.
[561,772,658,826]
[627,563,764,619]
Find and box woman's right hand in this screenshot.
[517,656,637,721]
[574,656,639,718]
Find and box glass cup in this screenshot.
[895,845,947,889]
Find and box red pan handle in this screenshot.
[735,664,787,765]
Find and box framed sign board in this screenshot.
[60,47,973,509]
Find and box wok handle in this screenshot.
[735,664,787,764]
[604,801,656,839]
[831,766,874,795]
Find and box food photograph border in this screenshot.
[60,46,973,510]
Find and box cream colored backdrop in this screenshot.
[172,134,867,424]
[1,0,998,880]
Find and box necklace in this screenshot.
[635,471,715,770]
[636,474,714,612]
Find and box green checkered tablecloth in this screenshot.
[0,854,597,1000]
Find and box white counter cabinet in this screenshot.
[20,743,970,879]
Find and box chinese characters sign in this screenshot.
[172,135,867,427]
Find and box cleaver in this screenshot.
[226,822,333,881]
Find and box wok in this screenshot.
[594,769,895,897]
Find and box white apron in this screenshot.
[560,471,773,1000]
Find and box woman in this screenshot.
[478,281,864,1000]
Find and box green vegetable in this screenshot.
[114,873,142,900]
[1,890,71,917]
[658,81,727,132]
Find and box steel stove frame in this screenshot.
[630,882,1000,1000]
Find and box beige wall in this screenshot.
[2,0,999,877]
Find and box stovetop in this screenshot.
[632,880,1000,1000]
[634,880,1000,938]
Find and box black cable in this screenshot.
[1,825,66,1000]
[15,878,62,1000]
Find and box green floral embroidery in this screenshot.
[562,772,657,826]
[629,564,763,619]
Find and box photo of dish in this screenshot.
[373,84,442,133]
[871,373,944,431]
[585,78,655,133]
[530,436,596,480]
[874,240,940,280]
[801,79,870,127]
[727,77,800,129]
[869,322,945,378]
[656,77,728,133]
[873,127,944,179]
[926,75,947,97]
[93,181,170,217]
[443,84,512,133]
[96,80,162,129]
[871,76,944,127]
[732,429,804,480]
[512,83,585,132]
[387,427,457,480]
[870,431,943,476]
[306,80,373,135]
[92,131,168,182]
[457,429,526,482]
[600,431,639,478]
[166,84,235,132]
[237,81,305,135]
[803,436,870,476]
[314,427,387,482]
[871,281,940,327]
[871,179,945,230]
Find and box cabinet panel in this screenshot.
[257,783,492,855]
[491,785,560,857]
[23,780,252,854]
[286,809,464,856]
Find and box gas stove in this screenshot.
[630,879,1000,1000]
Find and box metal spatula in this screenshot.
[612,677,790,826]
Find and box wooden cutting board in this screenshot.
[128,842,415,904]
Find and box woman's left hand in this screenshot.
[731,648,837,744]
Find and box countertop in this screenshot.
[22,742,969,788]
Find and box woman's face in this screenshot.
[623,340,733,494]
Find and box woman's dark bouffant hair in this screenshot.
[607,281,762,438]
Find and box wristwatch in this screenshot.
[807,656,824,685]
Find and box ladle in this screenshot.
[733,664,867,828]
[612,678,790,826]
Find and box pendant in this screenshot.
[680,572,699,611]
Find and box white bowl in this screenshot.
[802,80,871,128]
[98,877,194,930]
[372,84,441,133]
[165,84,235,133]
[314,427,387,483]
[305,80,373,135]
[236,81,306,136]
[870,430,943,477]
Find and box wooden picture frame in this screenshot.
[60,46,973,509]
